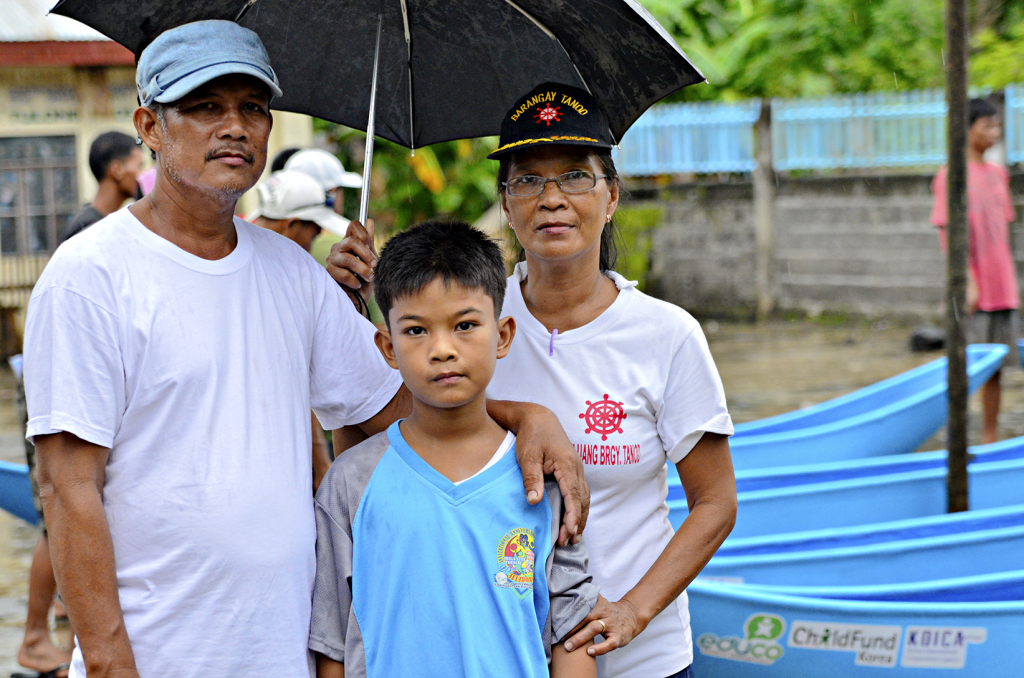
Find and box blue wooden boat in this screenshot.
[669,432,1024,500]
[733,569,1024,603]
[701,505,1024,586]
[688,578,1021,676]
[727,343,1006,470]
[0,460,38,525]
[669,448,1024,539]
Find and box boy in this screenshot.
[309,221,598,678]
[932,97,1018,444]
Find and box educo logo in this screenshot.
[697,613,786,665]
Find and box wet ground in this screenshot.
[1,319,1022,672]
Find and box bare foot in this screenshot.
[17,630,71,678]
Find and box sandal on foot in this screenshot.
[11,663,71,678]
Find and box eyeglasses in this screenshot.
[503,170,609,197]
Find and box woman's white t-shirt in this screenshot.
[488,263,733,678]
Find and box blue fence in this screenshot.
[616,87,1015,176]
[772,90,946,170]
[1005,84,1024,165]
[614,100,760,174]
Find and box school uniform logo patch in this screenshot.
[579,394,627,440]
[494,528,535,599]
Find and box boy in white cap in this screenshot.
[251,169,348,251]
[23,18,588,678]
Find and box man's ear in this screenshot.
[374,327,400,369]
[496,315,516,359]
[134,107,162,156]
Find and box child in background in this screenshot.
[932,97,1018,444]
[309,220,598,678]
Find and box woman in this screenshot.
[331,83,736,678]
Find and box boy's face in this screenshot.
[969,115,1001,153]
[376,278,515,411]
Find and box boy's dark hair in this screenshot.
[270,147,301,172]
[374,220,507,326]
[496,150,621,272]
[970,98,999,127]
[88,131,137,181]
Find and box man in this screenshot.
[251,169,346,252]
[284,148,363,217]
[24,20,586,678]
[932,98,1018,444]
[63,131,143,242]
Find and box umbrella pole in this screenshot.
[358,13,384,225]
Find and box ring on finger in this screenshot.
[598,619,607,634]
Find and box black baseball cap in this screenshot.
[487,82,614,160]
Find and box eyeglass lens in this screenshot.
[508,171,597,196]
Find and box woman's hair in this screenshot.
[497,150,620,272]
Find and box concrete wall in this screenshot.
[636,173,1024,319]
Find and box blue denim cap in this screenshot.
[136,20,282,107]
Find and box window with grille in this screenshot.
[0,136,78,255]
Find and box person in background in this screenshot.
[251,170,347,252]
[932,97,1018,444]
[62,132,143,242]
[15,378,70,678]
[285,148,363,218]
[250,169,351,490]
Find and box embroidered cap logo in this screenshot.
[534,103,562,126]
[580,394,627,440]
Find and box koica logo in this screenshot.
[697,613,786,665]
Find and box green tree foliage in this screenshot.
[317,120,499,236]
[645,0,945,101]
[645,0,1024,101]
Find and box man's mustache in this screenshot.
[205,146,256,164]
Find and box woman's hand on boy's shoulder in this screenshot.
[488,400,590,545]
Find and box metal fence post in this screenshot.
[754,99,775,319]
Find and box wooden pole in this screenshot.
[945,0,970,513]
[754,99,775,320]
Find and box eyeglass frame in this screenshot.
[502,170,610,198]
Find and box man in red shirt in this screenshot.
[932,98,1019,444]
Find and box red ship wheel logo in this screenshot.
[579,394,627,440]
[534,103,562,126]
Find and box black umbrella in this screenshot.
[52,0,704,221]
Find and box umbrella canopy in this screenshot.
[51,0,704,148]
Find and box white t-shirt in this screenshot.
[488,263,733,678]
[24,208,402,678]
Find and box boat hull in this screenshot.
[670,456,1024,539]
[702,506,1024,586]
[0,461,38,526]
[729,344,1006,470]
[689,579,1022,676]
